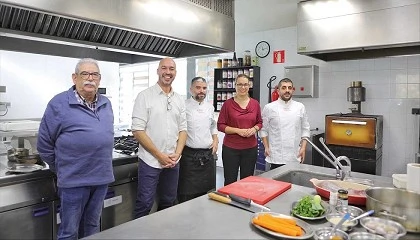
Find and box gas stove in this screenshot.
[114,135,138,155]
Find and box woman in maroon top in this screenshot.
[217,74,263,185]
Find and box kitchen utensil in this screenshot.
[352,210,374,221]
[291,200,330,220]
[228,194,270,212]
[348,232,385,240]
[6,163,44,173]
[251,212,314,240]
[217,175,291,205]
[16,154,41,164]
[313,227,349,240]
[365,187,420,233]
[208,192,261,213]
[360,217,406,239]
[335,205,364,218]
[309,178,369,206]
[7,147,30,161]
[330,213,351,234]
[326,212,357,232]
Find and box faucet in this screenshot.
[302,137,345,180]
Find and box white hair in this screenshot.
[75,58,99,73]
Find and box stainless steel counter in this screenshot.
[84,163,419,240]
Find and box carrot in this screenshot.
[259,213,297,225]
[253,217,300,236]
[257,214,303,234]
[253,215,304,236]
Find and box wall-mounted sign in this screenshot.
[273,50,285,63]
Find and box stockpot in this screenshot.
[365,187,420,233]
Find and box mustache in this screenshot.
[83,81,96,87]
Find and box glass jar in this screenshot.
[338,189,348,207]
[222,59,229,68]
[217,59,222,68]
[244,50,251,66]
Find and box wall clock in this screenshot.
[255,41,270,58]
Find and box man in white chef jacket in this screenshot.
[177,77,218,203]
[260,78,310,170]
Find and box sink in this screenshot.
[274,170,336,188]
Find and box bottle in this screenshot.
[232,52,238,67]
[338,189,348,207]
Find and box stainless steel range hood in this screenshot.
[0,0,234,63]
[297,0,420,61]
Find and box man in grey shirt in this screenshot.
[132,58,187,218]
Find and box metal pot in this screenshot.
[365,187,420,233]
[16,154,41,164]
[7,148,29,161]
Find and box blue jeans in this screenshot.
[57,184,108,240]
[134,159,179,218]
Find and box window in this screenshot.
[118,59,187,126]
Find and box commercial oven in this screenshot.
[0,177,56,239]
[101,162,138,230]
[324,113,383,175]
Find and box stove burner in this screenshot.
[114,135,138,155]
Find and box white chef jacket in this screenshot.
[260,99,310,164]
[185,97,217,149]
[131,83,187,169]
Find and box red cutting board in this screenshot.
[217,176,292,205]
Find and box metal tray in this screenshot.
[251,212,314,239]
[6,163,44,173]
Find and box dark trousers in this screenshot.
[177,146,215,203]
[270,163,285,170]
[222,145,257,186]
[134,159,179,219]
[57,184,108,240]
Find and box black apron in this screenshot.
[178,146,215,195]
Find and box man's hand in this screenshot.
[157,152,178,168]
[264,147,270,157]
[210,139,218,155]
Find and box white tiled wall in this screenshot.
[236,26,420,177]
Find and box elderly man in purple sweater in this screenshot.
[37,58,114,240]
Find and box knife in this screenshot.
[228,193,271,212]
[208,192,269,213]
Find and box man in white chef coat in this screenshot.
[260,78,310,169]
[177,77,218,203]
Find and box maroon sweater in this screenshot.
[217,98,263,149]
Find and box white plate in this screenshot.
[291,200,330,220]
[7,163,44,173]
[251,212,314,239]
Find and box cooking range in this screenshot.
[114,135,138,155]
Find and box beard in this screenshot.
[280,93,292,101]
[194,94,206,101]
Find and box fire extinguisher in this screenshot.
[267,76,278,102]
[271,86,279,101]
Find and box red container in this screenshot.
[310,178,369,206]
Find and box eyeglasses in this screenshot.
[79,71,101,80]
[236,83,250,88]
[167,95,172,111]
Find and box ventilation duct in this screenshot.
[0,0,235,63]
[297,0,420,61]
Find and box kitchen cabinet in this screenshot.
[213,66,260,112]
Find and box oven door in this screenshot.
[325,116,378,149]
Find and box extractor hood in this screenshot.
[0,0,235,63]
[297,0,420,61]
